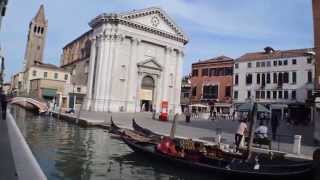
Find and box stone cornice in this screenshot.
[120,7,187,39]
[89,12,188,45]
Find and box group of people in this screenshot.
[234,115,278,152]
[156,137,204,161]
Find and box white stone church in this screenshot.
[78,7,189,113]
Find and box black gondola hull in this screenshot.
[122,137,315,180]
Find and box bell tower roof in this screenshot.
[33,4,47,25]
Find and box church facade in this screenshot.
[66,7,188,113]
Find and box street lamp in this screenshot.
[70,65,76,113]
[72,82,75,113]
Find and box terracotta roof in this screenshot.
[31,62,66,71]
[237,48,314,62]
[63,29,93,49]
[192,55,234,65]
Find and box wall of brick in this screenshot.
[313,0,320,90]
[191,61,233,104]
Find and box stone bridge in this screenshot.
[9,97,48,113]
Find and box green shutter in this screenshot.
[42,88,57,97]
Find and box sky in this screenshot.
[0,0,314,81]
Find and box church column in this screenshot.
[85,37,96,110]
[100,34,111,111]
[105,34,115,112]
[126,37,139,111]
[154,74,161,113]
[96,33,108,111]
[174,50,184,114]
[92,34,104,111]
[107,34,124,112]
[135,71,143,112]
[161,46,173,102]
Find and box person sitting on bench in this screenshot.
[255,121,268,138]
[254,121,271,149]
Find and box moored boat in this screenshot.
[121,136,316,180]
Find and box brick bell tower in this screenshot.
[312,0,320,144]
[24,4,48,70]
[313,0,320,90]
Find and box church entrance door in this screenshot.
[140,76,155,112]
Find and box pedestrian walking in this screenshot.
[271,114,279,140]
[232,111,236,121]
[185,108,191,123]
[235,118,247,152]
[152,109,156,120]
[210,105,214,117]
[0,91,7,120]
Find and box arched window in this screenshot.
[34,26,37,33]
[41,27,44,34]
[141,76,154,89]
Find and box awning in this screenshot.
[190,104,208,108]
[271,104,288,109]
[236,103,270,113]
[203,80,219,86]
[214,103,232,107]
[42,88,57,97]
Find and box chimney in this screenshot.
[264,46,275,54]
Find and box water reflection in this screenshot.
[11,106,223,180]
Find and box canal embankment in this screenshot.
[51,110,318,160]
[0,112,18,180]
[5,107,47,180]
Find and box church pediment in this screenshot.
[121,7,188,41]
[137,58,162,71]
[89,7,188,44]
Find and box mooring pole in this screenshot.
[247,102,257,160]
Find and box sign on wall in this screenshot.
[140,89,153,100]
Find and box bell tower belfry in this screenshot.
[24,4,47,69]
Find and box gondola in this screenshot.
[109,119,123,136]
[121,136,316,180]
[110,119,158,143]
[132,119,162,142]
[132,118,160,137]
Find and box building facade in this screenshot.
[64,7,188,113]
[23,4,47,69]
[60,30,92,106]
[233,47,315,123]
[191,56,233,113]
[180,75,191,112]
[24,64,71,101]
[10,72,24,96]
[312,0,320,143]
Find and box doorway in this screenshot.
[140,76,155,112]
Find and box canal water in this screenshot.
[11,106,220,180]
